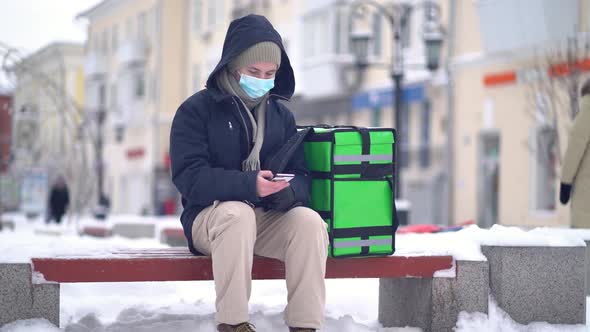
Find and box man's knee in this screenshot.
[285,207,328,237]
[213,201,256,232]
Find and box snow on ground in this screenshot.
[0,213,589,331]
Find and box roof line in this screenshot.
[75,0,114,20]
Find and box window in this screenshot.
[208,0,217,28]
[399,103,410,169]
[217,0,225,27]
[112,25,119,51]
[334,6,342,54]
[98,84,106,108]
[192,64,201,91]
[193,0,202,32]
[151,74,159,102]
[102,30,108,54]
[134,72,145,98]
[110,83,118,110]
[477,0,578,53]
[419,100,431,168]
[401,12,412,48]
[372,12,382,57]
[138,12,147,39]
[126,17,133,41]
[479,132,500,227]
[532,126,557,211]
[371,107,381,127]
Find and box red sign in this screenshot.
[127,148,145,159]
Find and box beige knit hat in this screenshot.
[228,41,281,72]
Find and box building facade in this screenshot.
[11,42,86,216]
[12,43,85,171]
[449,0,587,227]
[78,0,587,228]
[78,0,190,215]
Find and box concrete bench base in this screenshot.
[0,264,59,326]
[379,260,489,332]
[112,223,156,239]
[482,245,585,325]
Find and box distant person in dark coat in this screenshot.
[48,176,69,224]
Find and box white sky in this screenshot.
[0,0,102,53]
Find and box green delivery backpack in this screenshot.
[302,126,398,258]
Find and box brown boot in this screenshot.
[289,328,315,332]
[217,322,256,332]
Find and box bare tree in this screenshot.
[526,34,590,167]
[0,42,96,223]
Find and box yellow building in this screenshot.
[448,0,589,228]
[77,0,190,214]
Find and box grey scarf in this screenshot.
[216,69,268,171]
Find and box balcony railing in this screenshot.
[84,52,108,79]
[117,39,149,68]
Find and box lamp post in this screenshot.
[349,0,444,199]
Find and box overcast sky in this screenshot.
[0,0,102,53]
[0,0,102,89]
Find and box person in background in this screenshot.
[47,175,69,224]
[169,15,328,332]
[560,78,590,228]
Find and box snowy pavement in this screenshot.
[0,213,589,331]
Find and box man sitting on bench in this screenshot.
[169,14,329,332]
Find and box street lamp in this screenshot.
[349,0,444,199]
[350,30,372,69]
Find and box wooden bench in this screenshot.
[2,248,490,332]
[31,248,453,282]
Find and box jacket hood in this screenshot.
[206,14,295,100]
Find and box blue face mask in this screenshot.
[239,73,275,99]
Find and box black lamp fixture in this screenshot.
[350,30,372,69]
[422,4,444,72]
[348,0,444,199]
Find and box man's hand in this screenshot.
[256,170,290,198]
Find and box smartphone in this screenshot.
[271,173,295,182]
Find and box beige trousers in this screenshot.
[191,201,329,329]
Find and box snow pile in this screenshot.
[455,297,588,332]
[396,224,586,262]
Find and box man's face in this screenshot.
[237,61,278,80]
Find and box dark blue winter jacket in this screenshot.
[170,15,310,254]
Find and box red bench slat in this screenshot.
[82,226,111,237]
[31,250,453,283]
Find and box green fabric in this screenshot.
[333,180,393,228]
[310,179,331,212]
[304,142,332,172]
